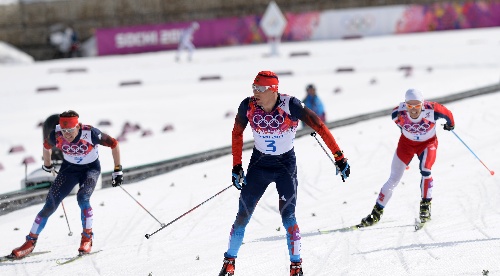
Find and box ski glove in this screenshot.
[231,164,247,190]
[335,158,350,182]
[443,123,454,131]
[42,164,56,176]
[112,165,123,187]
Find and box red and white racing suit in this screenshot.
[376,101,454,207]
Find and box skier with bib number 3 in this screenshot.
[9,110,123,259]
[218,71,350,276]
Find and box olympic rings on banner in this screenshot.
[342,14,375,32]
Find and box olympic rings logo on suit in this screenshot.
[253,114,285,129]
[62,143,90,154]
[403,123,431,133]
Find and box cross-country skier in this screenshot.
[359,89,454,227]
[218,71,350,276]
[10,110,124,258]
[175,21,199,62]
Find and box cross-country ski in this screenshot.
[0,251,51,263]
[56,250,103,265]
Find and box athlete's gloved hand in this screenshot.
[443,123,454,131]
[42,164,55,176]
[112,165,123,187]
[335,158,350,182]
[231,164,247,190]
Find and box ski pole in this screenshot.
[450,130,494,176]
[119,185,165,226]
[310,132,345,182]
[145,184,233,239]
[61,200,73,236]
[311,132,335,164]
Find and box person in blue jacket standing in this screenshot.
[302,84,326,124]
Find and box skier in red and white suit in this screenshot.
[360,89,455,227]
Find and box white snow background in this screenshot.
[0,27,499,275]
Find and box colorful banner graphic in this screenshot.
[96,1,500,56]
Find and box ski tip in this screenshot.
[1,251,51,262]
[1,254,17,262]
[414,218,427,231]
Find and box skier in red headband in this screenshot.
[9,110,123,259]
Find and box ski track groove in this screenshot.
[19,259,28,275]
[476,174,499,227]
[141,185,206,243]
[351,227,368,261]
[0,254,54,275]
[298,158,323,199]
[395,228,411,274]
[98,187,169,258]
[309,230,339,275]
[477,178,491,230]
[132,185,183,262]
[90,254,100,274]
[422,223,436,242]
[37,258,54,276]
[179,189,227,239]
[414,228,439,260]
[457,189,491,239]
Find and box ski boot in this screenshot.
[218,257,235,276]
[11,232,38,259]
[360,204,384,227]
[290,259,304,276]
[78,229,93,255]
[419,199,432,223]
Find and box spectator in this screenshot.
[67,26,82,58]
[48,25,80,59]
[302,84,326,124]
[48,23,65,59]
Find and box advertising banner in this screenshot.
[395,2,500,33]
[96,1,500,56]
[96,16,267,56]
[311,6,406,40]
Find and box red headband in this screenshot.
[254,71,279,92]
[254,71,279,86]
[59,117,79,129]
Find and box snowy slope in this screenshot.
[0,27,499,275]
[1,27,499,195]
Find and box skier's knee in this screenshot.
[420,170,431,177]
